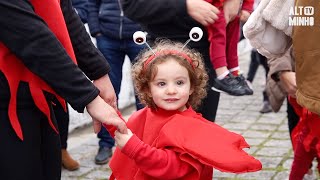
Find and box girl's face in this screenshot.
[149,58,193,111]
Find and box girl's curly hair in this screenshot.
[132,39,208,109]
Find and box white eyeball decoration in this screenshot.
[189,27,203,42]
[133,31,147,45]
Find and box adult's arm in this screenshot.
[268,46,294,81]
[0,0,98,113]
[61,0,110,80]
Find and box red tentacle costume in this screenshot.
[0,0,77,140]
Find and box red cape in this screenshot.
[109,107,262,180]
[0,0,76,140]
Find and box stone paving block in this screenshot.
[213,170,237,179]
[86,170,111,180]
[235,170,275,179]
[256,147,290,157]
[282,158,293,170]
[278,124,290,131]
[273,171,290,180]
[257,116,286,125]
[242,130,272,138]
[250,124,279,131]
[245,138,266,146]
[217,109,241,116]
[229,116,257,124]
[62,167,94,178]
[271,132,291,139]
[264,139,292,148]
[61,177,79,180]
[221,122,251,130]
[258,157,283,169]
[71,144,97,155]
[238,111,261,117]
[243,146,258,154]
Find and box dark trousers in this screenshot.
[53,97,69,149]
[188,40,220,122]
[0,82,61,180]
[287,98,300,136]
[247,50,269,101]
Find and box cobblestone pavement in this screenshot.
[62,46,318,180]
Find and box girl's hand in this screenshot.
[114,129,133,149]
[240,10,250,22]
[223,0,241,24]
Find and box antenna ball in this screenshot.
[133,31,146,45]
[189,27,203,42]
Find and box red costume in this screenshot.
[107,106,261,180]
[0,0,75,140]
[205,0,253,71]
[288,97,320,179]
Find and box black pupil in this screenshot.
[137,37,143,43]
[192,33,199,39]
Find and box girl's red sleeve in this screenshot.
[121,134,194,179]
[242,0,254,13]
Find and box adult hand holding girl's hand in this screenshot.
[86,96,127,134]
[115,129,133,149]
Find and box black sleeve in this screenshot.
[0,0,99,113]
[121,0,188,24]
[61,0,110,80]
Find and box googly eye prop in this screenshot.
[133,31,156,55]
[182,27,203,49]
[133,27,203,51]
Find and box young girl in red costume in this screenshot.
[106,39,262,180]
[207,0,254,96]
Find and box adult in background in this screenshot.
[0,0,126,179]
[88,0,144,164]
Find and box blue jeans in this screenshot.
[96,35,144,148]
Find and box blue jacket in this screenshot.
[87,0,141,39]
[72,0,88,23]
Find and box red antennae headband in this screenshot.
[143,50,195,70]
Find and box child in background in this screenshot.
[106,40,261,180]
[207,0,254,96]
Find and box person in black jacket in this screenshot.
[0,0,126,179]
[120,0,241,121]
[87,0,144,165]
[53,0,89,171]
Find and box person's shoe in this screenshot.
[211,73,247,96]
[259,101,272,113]
[61,149,80,171]
[235,74,254,95]
[95,147,112,165]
